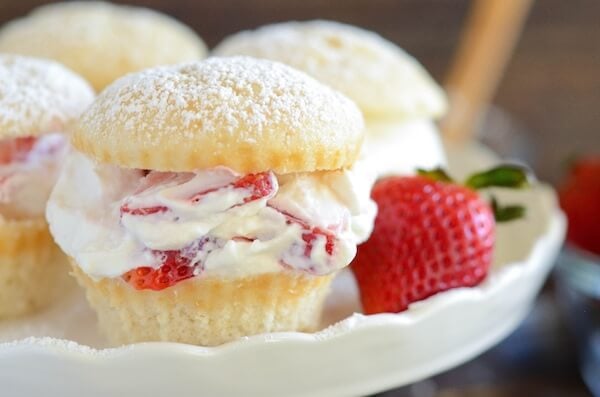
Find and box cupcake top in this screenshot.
[0,54,94,139]
[72,56,365,174]
[0,1,207,91]
[213,20,447,120]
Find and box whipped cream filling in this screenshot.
[0,133,68,219]
[363,118,446,178]
[47,151,377,280]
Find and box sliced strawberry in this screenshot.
[122,237,220,291]
[189,186,226,203]
[122,250,195,291]
[233,172,276,203]
[0,136,37,165]
[273,206,338,272]
[190,172,275,204]
[278,210,336,256]
[120,204,168,216]
[123,171,276,217]
[302,227,335,256]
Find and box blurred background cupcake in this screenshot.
[0,1,208,91]
[0,54,94,318]
[214,20,447,178]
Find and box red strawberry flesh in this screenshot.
[120,171,337,290]
[277,206,338,258]
[120,204,168,216]
[122,250,196,291]
[302,227,335,256]
[559,156,600,255]
[121,171,276,217]
[352,176,495,314]
[233,172,276,203]
[0,136,37,165]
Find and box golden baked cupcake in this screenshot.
[46,56,376,346]
[0,54,94,317]
[214,20,447,177]
[0,1,207,91]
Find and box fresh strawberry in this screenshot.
[352,166,528,314]
[123,237,220,290]
[0,136,37,164]
[559,156,600,255]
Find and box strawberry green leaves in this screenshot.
[491,196,526,222]
[417,164,531,223]
[416,167,454,183]
[465,165,531,190]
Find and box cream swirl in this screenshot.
[47,151,376,281]
[0,133,68,219]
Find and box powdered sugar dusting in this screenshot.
[79,56,363,151]
[0,54,94,138]
[213,20,447,119]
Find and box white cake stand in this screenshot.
[0,146,565,397]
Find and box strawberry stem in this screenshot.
[417,167,454,183]
[465,165,530,190]
[491,196,526,222]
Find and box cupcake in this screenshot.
[0,1,207,91]
[46,56,376,346]
[214,20,448,178]
[0,54,94,317]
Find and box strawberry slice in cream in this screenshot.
[0,133,68,219]
[47,151,377,290]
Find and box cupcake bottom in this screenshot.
[71,263,335,346]
[0,218,72,318]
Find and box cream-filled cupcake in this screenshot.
[0,1,208,91]
[47,57,376,346]
[214,20,447,177]
[0,54,94,317]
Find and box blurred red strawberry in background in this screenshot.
[558,156,600,256]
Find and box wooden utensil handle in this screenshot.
[442,0,534,143]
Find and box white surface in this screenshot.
[362,118,446,178]
[0,147,566,397]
